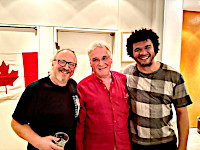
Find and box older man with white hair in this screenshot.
[76,41,131,150]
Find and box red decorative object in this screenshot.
[22,52,38,87]
[0,61,18,94]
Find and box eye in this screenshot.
[134,48,140,52]
[68,62,76,67]
[102,56,109,60]
[92,58,99,62]
[145,45,151,49]
[68,62,74,66]
[59,60,67,64]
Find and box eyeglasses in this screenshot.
[54,59,77,68]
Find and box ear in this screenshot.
[52,60,56,65]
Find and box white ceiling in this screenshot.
[184,0,200,11]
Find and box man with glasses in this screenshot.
[76,41,131,150]
[11,49,79,150]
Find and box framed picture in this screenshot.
[121,32,134,62]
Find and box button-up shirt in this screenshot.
[76,71,131,150]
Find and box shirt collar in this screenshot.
[92,71,113,83]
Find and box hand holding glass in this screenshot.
[54,132,69,147]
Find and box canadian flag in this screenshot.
[0,52,38,100]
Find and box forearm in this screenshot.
[176,107,189,150]
[11,119,42,148]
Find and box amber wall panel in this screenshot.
[181,10,200,128]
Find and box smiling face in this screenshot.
[132,39,156,67]
[89,47,112,79]
[51,50,77,86]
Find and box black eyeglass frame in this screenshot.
[53,59,77,68]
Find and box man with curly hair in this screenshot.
[124,28,192,150]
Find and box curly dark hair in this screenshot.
[126,28,160,59]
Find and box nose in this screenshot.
[139,48,147,55]
[64,63,70,69]
[98,59,104,66]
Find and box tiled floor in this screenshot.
[187,128,200,150]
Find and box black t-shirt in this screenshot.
[12,76,78,150]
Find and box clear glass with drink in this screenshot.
[54,132,69,147]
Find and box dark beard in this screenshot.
[135,59,153,67]
[140,61,153,67]
[134,54,155,67]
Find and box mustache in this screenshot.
[58,68,71,74]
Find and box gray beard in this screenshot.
[56,75,68,83]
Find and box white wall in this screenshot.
[0,100,27,149]
[0,0,118,29]
[162,0,184,71]
[184,0,200,11]
[38,27,54,78]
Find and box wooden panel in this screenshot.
[180,10,200,128]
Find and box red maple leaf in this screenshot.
[0,61,19,94]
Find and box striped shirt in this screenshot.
[124,63,192,145]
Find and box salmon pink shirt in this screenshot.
[76,71,131,150]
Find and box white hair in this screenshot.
[88,41,112,58]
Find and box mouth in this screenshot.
[98,66,107,71]
[139,55,150,60]
[58,68,71,74]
